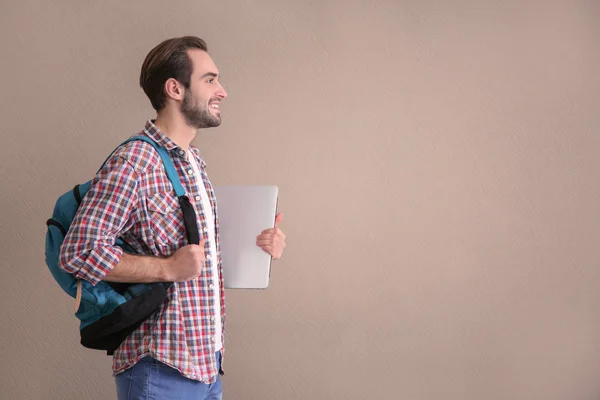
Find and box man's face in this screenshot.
[180,49,228,129]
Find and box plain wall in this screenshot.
[1,0,600,399]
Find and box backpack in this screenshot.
[45,135,199,355]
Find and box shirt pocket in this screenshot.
[145,192,186,245]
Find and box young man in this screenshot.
[59,36,286,400]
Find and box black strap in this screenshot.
[178,195,200,245]
[46,218,67,236]
[73,184,82,205]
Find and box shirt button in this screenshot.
[210,337,215,343]
[203,226,208,232]
[179,150,185,156]
[211,316,215,322]
[195,195,201,201]
[206,254,212,260]
[209,284,214,290]
[188,169,193,175]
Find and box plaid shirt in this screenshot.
[59,120,226,383]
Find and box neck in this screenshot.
[154,108,197,151]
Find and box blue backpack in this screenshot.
[45,136,199,355]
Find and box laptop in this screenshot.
[213,185,279,289]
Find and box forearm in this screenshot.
[103,252,170,283]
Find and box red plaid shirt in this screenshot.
[59,120,226,383]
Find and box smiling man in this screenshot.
[59,36,287,400]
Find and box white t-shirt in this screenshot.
[188,151,222,351]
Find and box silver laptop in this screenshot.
[213,185,279,289]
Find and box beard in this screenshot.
[180,90,222,129]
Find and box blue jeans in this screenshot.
[115,352,223,400]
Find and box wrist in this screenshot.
[157,257,172,282]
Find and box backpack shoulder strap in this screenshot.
[97,135,186,197]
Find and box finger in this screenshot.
[256,238,282,248]
[257,233,278,240]
[258,244,275,254]
[256,238,283,247]
[258,240,285,252]
[257,234,286,244]
[258,244,281,259]
[275,213,284,227]
[199,238,207,248]
[260,227,284,236]
[259,232,286,244]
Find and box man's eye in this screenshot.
[207,78,215,84]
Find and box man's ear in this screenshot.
[164,78,184,102]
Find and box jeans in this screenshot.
[115,352,222,400]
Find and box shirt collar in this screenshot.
[143,119,207,168]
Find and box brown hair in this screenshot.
[139,36,208,111]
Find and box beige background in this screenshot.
[1,0,599,399]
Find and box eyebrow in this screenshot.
[200,72,219,79]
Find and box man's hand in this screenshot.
[256,213,287,260]
[164,239,207,281]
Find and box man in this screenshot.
[59,36,286,400]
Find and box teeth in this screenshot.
[210,104,219,109]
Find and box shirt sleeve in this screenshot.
[59,155,139,285]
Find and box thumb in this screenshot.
[199,238,207,248]
[274,212,284,227]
